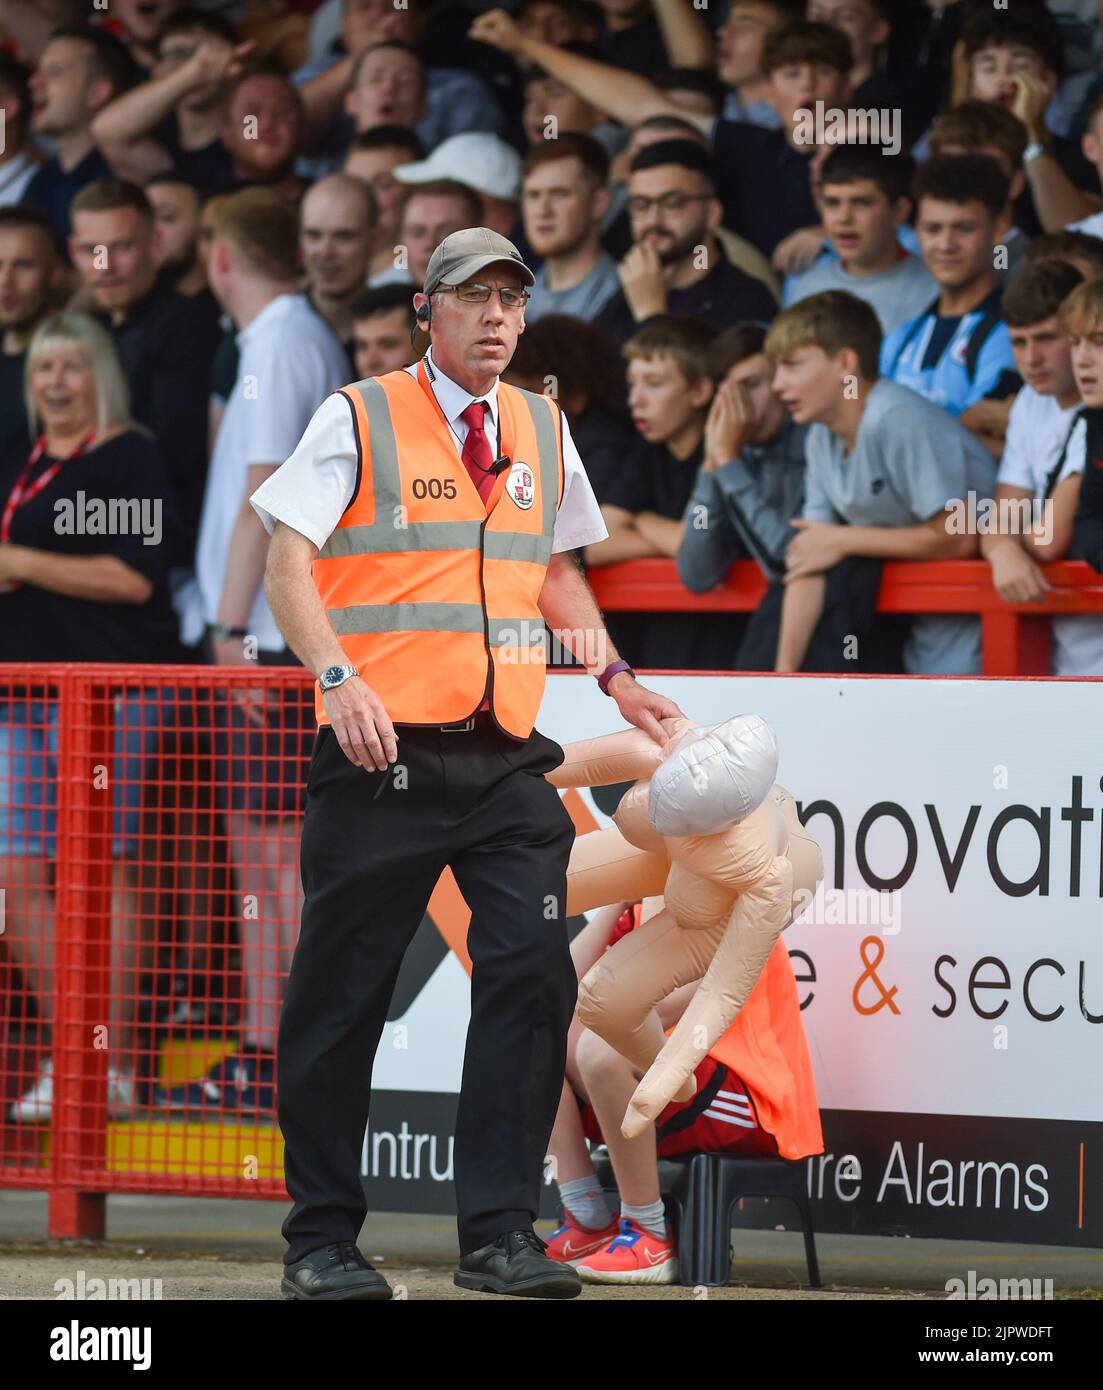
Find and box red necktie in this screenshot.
[459,401,496,710]
[460,401,497,509]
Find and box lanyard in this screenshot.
[0,431,95,544]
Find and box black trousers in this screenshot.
[277,712,578,1262]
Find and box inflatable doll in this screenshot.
[547,714,823,1139]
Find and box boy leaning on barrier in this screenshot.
[764,289,996,677]
[980,260,1103,677]
[1066,280,1103,602]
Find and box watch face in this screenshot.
[322,666,345,687]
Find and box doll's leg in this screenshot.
[623,857,793,1138]
[576,908,724,1092]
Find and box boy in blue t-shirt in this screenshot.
[880,154,1021,421]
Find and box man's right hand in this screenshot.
[323,676,399,771]
[469,9,527,54]
[989,543,1050,605]
[183,37,256,89]
[702,379,751,471]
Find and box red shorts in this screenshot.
[577,1054,778,1159]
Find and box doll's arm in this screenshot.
[565,824,669,917]
[621,855,794,1138]
[546,716,694,788]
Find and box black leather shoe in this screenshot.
[454,1230,582,1299]
[281,1242,393,1300]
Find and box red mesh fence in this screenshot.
[0,664,314,1228]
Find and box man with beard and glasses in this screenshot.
[593,139,776,349]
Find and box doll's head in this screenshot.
[647,714,778,836]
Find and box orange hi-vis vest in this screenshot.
[311,359,565,736]
[708,939,824,1161]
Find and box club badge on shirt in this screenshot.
[506,460,535,510]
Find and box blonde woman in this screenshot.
[0,312,185,1123]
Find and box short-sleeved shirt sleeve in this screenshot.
[552,411,608,552]
[995,388,1036,492]
[800,427,842,523]
[249,391,358,548]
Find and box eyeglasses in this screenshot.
[626,192,712,216]
[437,283,530,309]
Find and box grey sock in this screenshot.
[558,1175,613,1231]
[621,1198,666,1238]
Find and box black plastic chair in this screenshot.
[594,1150,821,1288]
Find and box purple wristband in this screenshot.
[597,659,633,695]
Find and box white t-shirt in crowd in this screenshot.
[250,344,609,554]
[997,385,1103,676]
[184,292,351,650]
[1067,210,1103,238]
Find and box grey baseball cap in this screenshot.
[423,227,535,297]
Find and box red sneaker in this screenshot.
[544,1213,620,1264]
[574,1217,678,1284]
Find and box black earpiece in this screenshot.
[411,299,431,348]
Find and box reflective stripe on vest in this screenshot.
[311,365,564,737]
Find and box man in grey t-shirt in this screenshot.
[769,289,996,675]
[799,378,995,673]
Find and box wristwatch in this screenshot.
[208,621,247,641]
[1023,140,1046,165]
[597,659,634,695]
[318,663,358,691]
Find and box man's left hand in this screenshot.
[609,672,685,743]
[785,519,849,580]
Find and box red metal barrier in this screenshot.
[2,561,1102,1236]
[586,558,1103,676]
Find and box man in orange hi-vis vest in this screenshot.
[251,227,685,1301]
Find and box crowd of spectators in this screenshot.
[6,0,1103,1117]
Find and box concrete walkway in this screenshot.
[0,1191,1098,1299]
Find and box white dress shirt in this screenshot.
[249,345,609,553]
